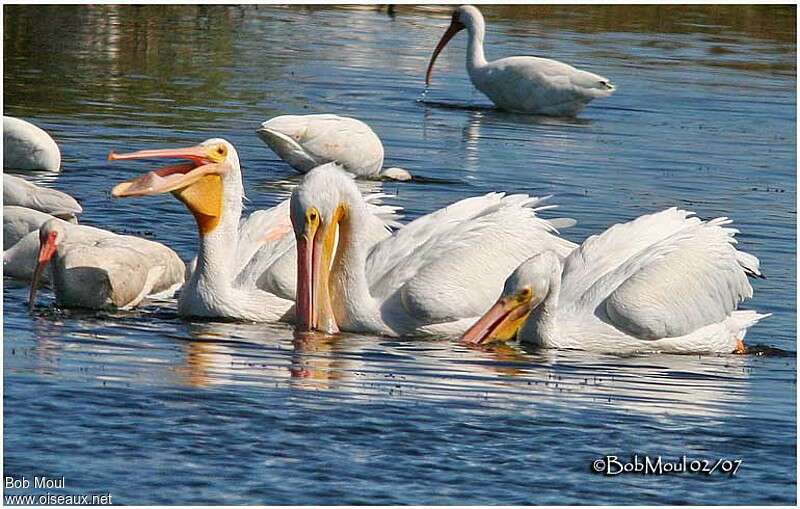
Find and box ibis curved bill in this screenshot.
[426,5,615,116]
[290,164,577,337]
[461,208,769,354]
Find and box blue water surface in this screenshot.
[3,5,796,505]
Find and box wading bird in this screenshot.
[4,174,82,222]
[425,5,615,116]
[28,218,184,311]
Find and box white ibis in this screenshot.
[290,164,577,336]
[461,208,768,354]
[3,116,62,171]
[3,174,82,222]
[4,205,55,248]
[28,218,185,311]
[257,114,411,180]
[425,5,615,116]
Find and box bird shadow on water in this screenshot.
[417,97,595,128]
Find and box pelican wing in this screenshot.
[560,208,700,308]
[368,193,576,322]
[235,199,293,275]
[567,211,757,340]
[234,191,403,295]
[259,115,384,176]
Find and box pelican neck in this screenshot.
[191,184,242,291]
[329,201,381,329]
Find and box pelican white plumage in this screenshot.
[461,208,769,354]
[3,116,62,171]
[233,190,403,301]
[3,174,82,222]
[290,164,577,336]
[425,5,615,116]
[27,218,185,311]
[257,114,411,180]
[109,139,400,322]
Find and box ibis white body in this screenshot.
[3,174,82,221]
[426,5,615,116]
[26,218,185,310]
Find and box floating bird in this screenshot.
[4,174,82,222]
[290,164,576,336]
[3,116,62,171]
[425,5,615,116]
[461,208,768,354]
[109,139,401,322]
[233,190,403,301]
[4,205,55,249]
[257,114,411,180]
[28,218,185,311]
[4,205,80,281]
[5,225,50,281]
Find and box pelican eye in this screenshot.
[306,208,319,224]
[518,287,532,300]
[216,145,227,157]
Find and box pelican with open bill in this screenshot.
[110,139,296,322]
[110,142,231,236]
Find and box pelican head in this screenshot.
[425,5,484,85]
[109,138,240,236]
[461,251,560,345]
[28,218,66,312]
[290,164,363,334]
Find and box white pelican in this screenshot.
[109,139,400,322]
[461,208,769,354]
[291,164,577,336]
[3,116,62,171]
[28,218,185,311]
[233,190,403,301]
[425,5,615,116]
[256,114,411,180]
[4,174,82,222]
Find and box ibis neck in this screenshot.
[465,22,488,74]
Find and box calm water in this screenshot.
[3,5,796,505]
